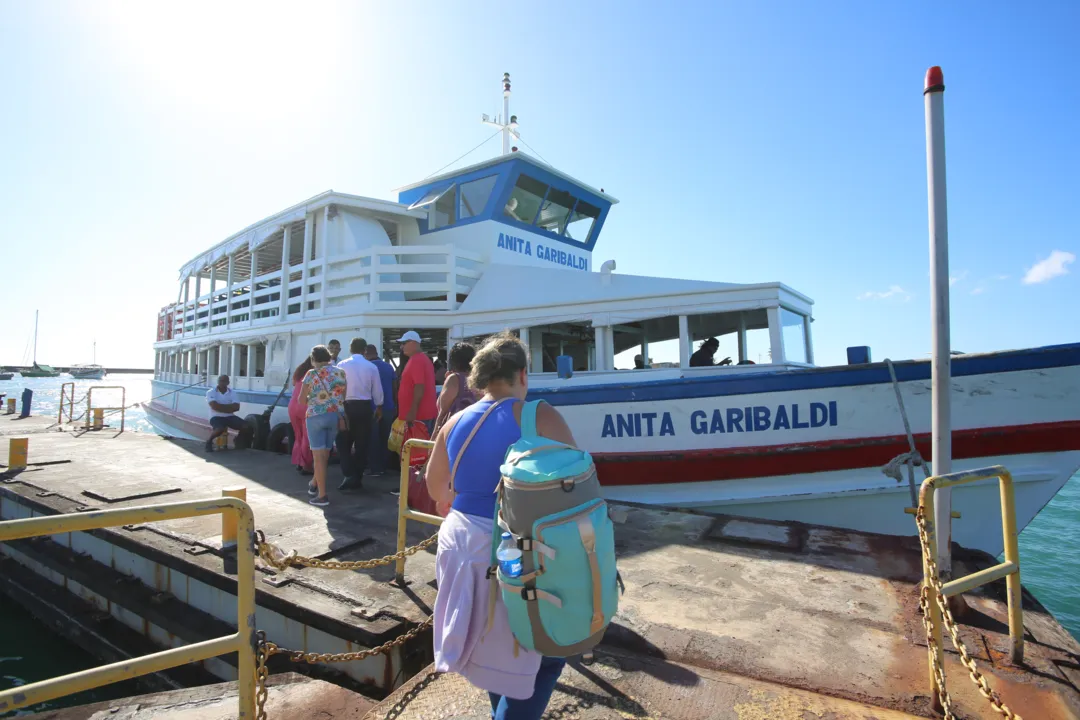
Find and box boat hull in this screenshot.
[147,343,1080,555]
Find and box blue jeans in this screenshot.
[488,655,566,720]
[305,412,340,451]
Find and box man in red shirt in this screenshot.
[397,331,438,434]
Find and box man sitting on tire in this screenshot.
[206,375,252,452]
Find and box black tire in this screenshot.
[243,413,269,451]
[266,422,292,455]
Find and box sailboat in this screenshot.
[70,341,106,380]
[21,310,60,378]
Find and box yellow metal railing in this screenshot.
[919,465,1023,712]
[58,382,76,424]
[395,438,441,585]
[84,385,126,432]
[0,497,257,718]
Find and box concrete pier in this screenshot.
[2,416,1079,719]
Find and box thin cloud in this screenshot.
[858,285,910,301]
[949,270,968,286]
[970,287,985,295]
[1022,250,1075,285]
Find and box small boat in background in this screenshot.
[69,364,106,380]
[0,372,13,381]
[23,311,60,378]
[70,343,107,380]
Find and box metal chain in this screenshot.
[254,617,433,719]
[257,531,438,572]
[915,506,1022,720]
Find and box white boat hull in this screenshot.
[147,343,1080,556]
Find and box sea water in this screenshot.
[0,373,1077,705]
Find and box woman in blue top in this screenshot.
[425,331,576,720]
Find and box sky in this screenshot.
[0,1,1076,368]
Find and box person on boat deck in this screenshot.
[364,344,397,476]
[205,375,252,452]
[335,337,384,492]
[299,345,347,508]
[689,337,733,367]
[634,354,650,369]
[434,348,448,386]
[327,339,342,366]
[504,197,523,221]
[425,331,575,720]
[288,358,315,475]
[432,342,478,438]
[398,331,438,435]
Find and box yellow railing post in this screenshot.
[918,464,1025,708]
[394,438,440,586]
[0,497,258,718]
[222,486,247,547]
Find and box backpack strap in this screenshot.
[448,397,513,492]
[519,399,542,440]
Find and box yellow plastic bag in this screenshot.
[388,417,407,454]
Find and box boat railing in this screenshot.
[159,245,485,340]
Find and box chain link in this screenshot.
[254,617,433,719]
[915,506,1022,720]
[257,531,438,572]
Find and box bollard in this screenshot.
[6,398,14,414]
[8,438,28,470]
[221,486,246,548]
[92,408,105,430]
[20,388,32,419]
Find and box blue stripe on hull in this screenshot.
[153,342,1080,408]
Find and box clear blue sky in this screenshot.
[0,2,1075,368]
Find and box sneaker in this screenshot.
[338,478,362,492]
[204,439,214,453]
[309,496,330,507]
[307,482,318,496]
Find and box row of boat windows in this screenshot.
[410,173,599,245]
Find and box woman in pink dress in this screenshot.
[288,358,314,475]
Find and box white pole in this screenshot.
[924,66,953,577]
[502,73,511,155]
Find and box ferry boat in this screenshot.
[148,75,1080,557]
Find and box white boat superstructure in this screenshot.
[148,75,1080,556]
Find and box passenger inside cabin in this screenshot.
[689,338,732,367]
[504,197,523,221]
[634,354,648,369]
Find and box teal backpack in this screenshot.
[488,400,620,658]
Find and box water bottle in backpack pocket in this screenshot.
[489,400,620,658]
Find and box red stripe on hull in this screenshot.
[592,421,1080,486]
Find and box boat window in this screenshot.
[564,199,599,243]
[409,185,457,230]
[781,308,808,364]
[460,175,497,219]
[535,187,574,234]
[527,322,594,372]
[504,175,547,224]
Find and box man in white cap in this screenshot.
[397,330,437,434]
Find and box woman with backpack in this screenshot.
[424,331,577,720]
[298,344,347,508]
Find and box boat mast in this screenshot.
[33,310,38,365]
[481,72,520,156]
[924,66,953,577]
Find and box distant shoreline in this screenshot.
[1,367,153,374]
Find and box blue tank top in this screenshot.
[446,399,521,518]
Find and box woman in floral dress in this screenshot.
[298,344,347,507]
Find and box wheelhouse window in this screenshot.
[460,175,497,219]
[780,308,808,364]
[409,185,457,230]
[504,175,547,225]
[528,322,594,372]
[564,199,598,243]
[535,186,574,234]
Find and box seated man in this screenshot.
[205,375,251,452]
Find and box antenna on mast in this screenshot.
[481,72,520,155]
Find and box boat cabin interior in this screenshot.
[153,153,814,391]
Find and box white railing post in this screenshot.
[208,264,217,333]
[804,316,814,365]
[300,214,312,319]
[280,225,291,320]
[678,315,690,368]
[194,273,202,334]
[320,206,332,315]
[226,254,235,329]
[249,247,259,326]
